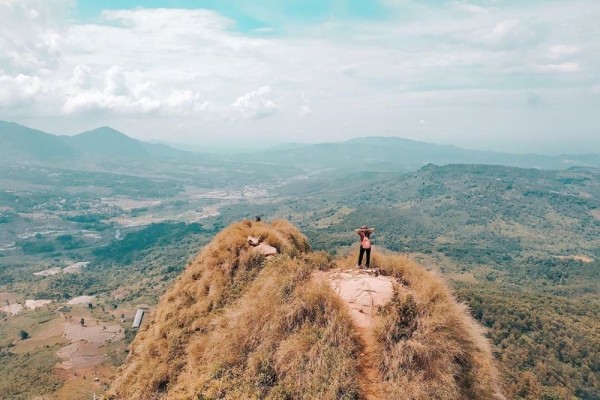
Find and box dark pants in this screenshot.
[358,246,371,268]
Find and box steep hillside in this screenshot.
[109,220,503,400]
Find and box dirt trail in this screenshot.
[357,327,385,400]
[320,268,395,400]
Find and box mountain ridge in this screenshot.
[240,135,600,171]
[108,220,504,400]
[2,120,600,171]
[0,120,191,162]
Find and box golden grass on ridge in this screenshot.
[109,220,503,400]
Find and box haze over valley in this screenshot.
[1,1,600,399]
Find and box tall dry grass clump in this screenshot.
[109,220,363,399]
[338,252,503,400]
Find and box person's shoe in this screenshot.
[355,264,361,269]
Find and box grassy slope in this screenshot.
[109,220,501,400]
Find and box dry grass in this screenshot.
[109,220,363,399]
[175,256,362,399]
[337,253,503,400]
[109,221,503,399]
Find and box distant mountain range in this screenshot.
[1,120,599,171]
[0,121,190,162]
[240,136,600,171]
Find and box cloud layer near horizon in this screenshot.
[1,0,599,153]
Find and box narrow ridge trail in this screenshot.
[319,268,396,400]
[357,326,384,400]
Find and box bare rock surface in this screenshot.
[324,269,394,328]
[253,243,277,257]
[248,235,277,257]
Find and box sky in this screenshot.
[1,0,599,154]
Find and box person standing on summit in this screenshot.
[355,225,375,269]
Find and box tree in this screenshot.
[19,330,29,340]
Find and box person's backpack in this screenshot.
[361,235,371,249]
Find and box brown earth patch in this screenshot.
[57,320,123,370]
[446,272,479,284]
[554,255,594,263]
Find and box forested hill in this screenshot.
[277,164,600,273]
[348,164,599,257]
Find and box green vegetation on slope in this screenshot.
[0,345,63,399]
[458,286,600,400]
[93,222,204,264]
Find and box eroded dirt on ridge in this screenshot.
[318,268,396,400]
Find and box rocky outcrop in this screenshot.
[248,235,277,257]
[322,269,394,328]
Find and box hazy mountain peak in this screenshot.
[75,126,132,140]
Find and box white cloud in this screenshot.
[232,86,277,119]
[104,66,128,96]
[62,91,160,115]
[0,73,45,107]
[62,65,162,114]
[300,105,313,116]
[546,44,580,60]
[0,1,599,150]
[0,0,71,74]
[166,90,195,112]
[478,19,541,49]
[454,2,487,14]
[69,65,92,89]
[537,62,581,73]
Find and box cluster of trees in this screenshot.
[19,233,87,255]
[93,222,205,264]
[458,286,600,399]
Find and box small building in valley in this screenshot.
[132,309,145,329]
